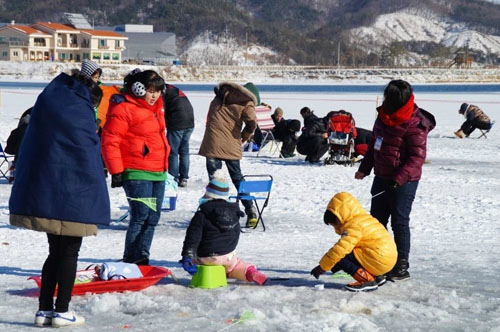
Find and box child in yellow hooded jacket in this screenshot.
[310,192,397,291]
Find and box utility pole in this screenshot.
[245,32,248,64]
[337,41,340,68]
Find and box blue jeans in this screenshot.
[122,180,165,262]
[205,157,254,212]
[167,128,193,181]
[370,176,418,260]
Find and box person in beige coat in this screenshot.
[199,81,259,227]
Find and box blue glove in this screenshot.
[179,257,197,275]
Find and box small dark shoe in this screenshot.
[375,275,387,286]
[345,280,378,292]
[386,258,410,281]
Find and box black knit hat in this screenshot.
[459,103,469,114]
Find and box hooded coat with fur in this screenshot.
[319,192,397,276]
[198,82,257,160]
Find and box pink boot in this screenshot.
[245,266,267,285]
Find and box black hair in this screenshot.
[71,71,103,108]
[93,67,103,78]
[289,119,301,132]
[300,106,311,115]
[323,210,337,225]
[125,70,165,93]
[382,79,413,114]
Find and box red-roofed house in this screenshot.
[0,24,53,61]
[0,22,127,63]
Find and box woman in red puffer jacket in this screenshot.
[101,69,170,265]
[355,79,435,282]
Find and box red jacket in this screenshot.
[358,106,435,185]
[101,93,169,175]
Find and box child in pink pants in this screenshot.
[179,170,267,285]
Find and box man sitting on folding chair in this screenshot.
[454,103,493,139]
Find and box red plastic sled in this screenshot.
[28,265,171,296]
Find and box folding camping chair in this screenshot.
[230,175,273,231]
[0,143,15,182]
[254,106,282,157]
[478,121,495,139]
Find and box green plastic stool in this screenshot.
[189,265,227,289]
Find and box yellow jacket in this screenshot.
[319,192,397,276]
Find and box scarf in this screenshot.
[379,94,415,127]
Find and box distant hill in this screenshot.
[1,0,500,65]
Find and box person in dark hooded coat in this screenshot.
[9,72,109,327]
[297,107,329,163]
[179,170,267,285]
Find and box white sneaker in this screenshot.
[52,310,85,327]
[34,310,53,326]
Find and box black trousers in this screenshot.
[461,119,491,136]
[39,234,82,313]
[297,137,329,162]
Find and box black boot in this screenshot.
[387,258,410,281]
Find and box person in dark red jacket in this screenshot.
[163,84,194,187]
[101,70,170,265]
[354,80,435,282]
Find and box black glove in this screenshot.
[387,181,399,191]
[310,265,325,279]
[111,173,123,188]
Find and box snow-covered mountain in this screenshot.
[350,9,500,55]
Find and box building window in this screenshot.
[103,53,110,60]
[34,38,46,46]
[83,53,90,60]
[13,51,19,56]
[116,40,120,47]
[2,51,7,57]
[99,39,108,49]
[112,53,119,60]
[92,53,101,60]
[60,53,66,60]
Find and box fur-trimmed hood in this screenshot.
[214,81,257,105]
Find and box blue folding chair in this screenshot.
[231,175,273,231]
[0,143,15,182]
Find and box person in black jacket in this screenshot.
[163,84,194,187]
[271,107,301,158]
[179,170,267,285]
[353,127,373,157]
[5,107,33,182]
[297,107,329,163]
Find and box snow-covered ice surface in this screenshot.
[0,84,499,331]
